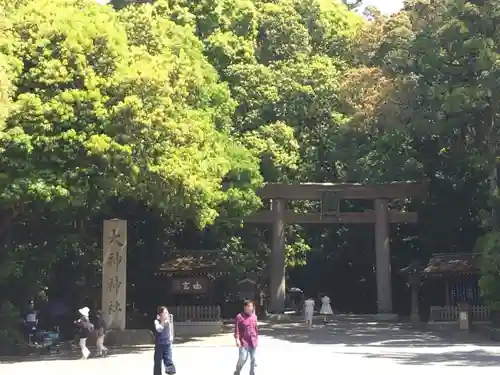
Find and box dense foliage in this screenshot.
[1,0,500,342]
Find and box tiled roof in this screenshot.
[423,253,480,275]
[159,250,226,273]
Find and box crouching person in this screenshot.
[154,306,176,375]
[94,310,108,357]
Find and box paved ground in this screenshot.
[2,318,500,374]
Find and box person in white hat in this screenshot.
[74,307,94,359]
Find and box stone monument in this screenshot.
[102,219,127,330]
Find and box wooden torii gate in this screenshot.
[245,181,427,316]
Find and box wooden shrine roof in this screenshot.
[158,250,227,275]
[423,253,481,276]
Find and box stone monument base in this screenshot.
[410,313,421,324]
[267,313,293,322]
[375,313,399,322]
[98,329,154,346]
[174,321,223,337]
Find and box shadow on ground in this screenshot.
[259,315,495,348]
[259,316,500,366]
[0,346,152,364]
[0,332,231,363]
[337,349,500,367]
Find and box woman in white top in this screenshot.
[304,298,315,328]
[320,295,333,325]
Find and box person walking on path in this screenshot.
[304,298,315,329]
[94,310,108,357]
[74,307,93,359]
[320,295,333,325]
[234,300,258,375]
[154,306,176,375]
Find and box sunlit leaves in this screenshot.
[0,0,261,229]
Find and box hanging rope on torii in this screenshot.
[244,181,427,316]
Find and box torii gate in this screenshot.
[245,181,427,316]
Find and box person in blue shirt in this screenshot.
[154,306,175,375]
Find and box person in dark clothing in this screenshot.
[154,306,175,375]
[23,300,39,344]
[94,310,108,357]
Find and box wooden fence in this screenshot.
[430,305,489,322]
[168,305,221,321]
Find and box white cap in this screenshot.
[78,307,90,317]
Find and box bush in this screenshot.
[478,232,500,315]
[0,300,23,352]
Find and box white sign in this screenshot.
[102,219,127,330]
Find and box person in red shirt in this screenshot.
[234,300,258,375]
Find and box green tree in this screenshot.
[372,1,500,309]
[0,0,262,330]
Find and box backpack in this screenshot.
[83,320,94,334]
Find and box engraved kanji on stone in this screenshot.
[107,275,122,294]
[108,300,122,314]
[113,300,122,312]
[107,251,122,266]
[108,228,124,247]
[108,277,116,293]
[108,300,114,315]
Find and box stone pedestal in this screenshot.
[410,283,420,323]
[173,321,223,337]
[375,313,398,322]
[103,329,154,346]
[102,219,127,330]
[410,312,420,324]
[458,302,472,331]
[267,313,292,322]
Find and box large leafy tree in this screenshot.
[0,0,262,324]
